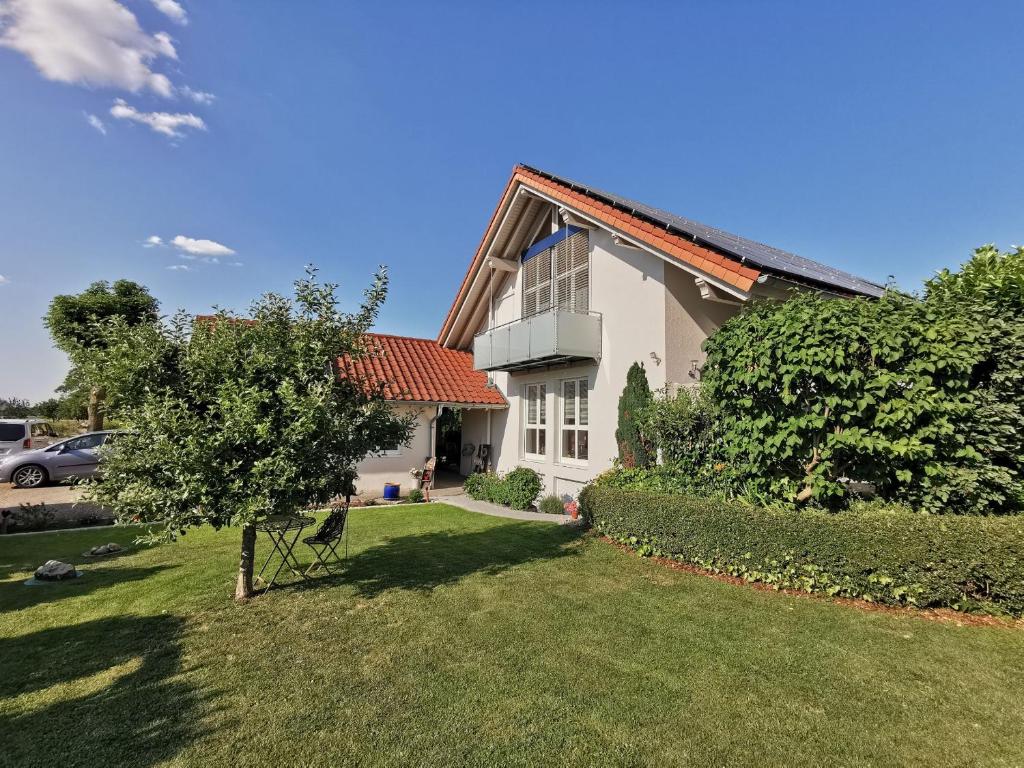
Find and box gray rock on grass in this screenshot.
[34,560,77,581]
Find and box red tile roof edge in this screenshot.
[190,321,505,408]
[340,333,507,407]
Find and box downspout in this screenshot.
[429,405,443,459]
[488,266,495,388]
[486,408,493,473]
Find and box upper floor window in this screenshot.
[521,228,589,317]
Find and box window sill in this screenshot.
[556,458,589,469]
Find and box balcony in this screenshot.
[473,309,602,372]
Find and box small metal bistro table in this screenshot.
[254,514,316,593]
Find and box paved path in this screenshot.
[440,493,576,525]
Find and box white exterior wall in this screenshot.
[663,265,739,388]
[472,229,669,498]
[355,403,432,497]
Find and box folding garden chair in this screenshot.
[302,504,349,576]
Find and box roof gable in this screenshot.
[438,165,884,347]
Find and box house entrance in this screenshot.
[434,408,462,472]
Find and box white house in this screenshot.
[353,165,883,498]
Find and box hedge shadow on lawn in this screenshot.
[311,521,583,598]
[0,614,206,768]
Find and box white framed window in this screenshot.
[380,441,403,458]
[560,377,589,464]
[523,383,547,460]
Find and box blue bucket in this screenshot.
[383,483,401,500]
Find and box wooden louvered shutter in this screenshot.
[536,250,551,313]
[553,230,589,312]
[522,256,538,318]
[521,249,552,318]
[570,231,589,312]
[554,237,571,310]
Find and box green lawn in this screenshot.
[1,504,1022,768]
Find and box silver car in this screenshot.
[0,431,118,488]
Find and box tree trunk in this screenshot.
[87,386,105,432]
[235,524,257,601]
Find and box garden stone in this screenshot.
[34,560,76,581]
[88,543,123,556]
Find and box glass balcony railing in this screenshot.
[473,309,602,372]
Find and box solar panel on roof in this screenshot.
[520,165,885,298]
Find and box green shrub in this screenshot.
[503,467,542,510]
[463,472,496,500]
[615,362,654,468]
[638,385,721,468]
[923,245,1024,514]
[464,468,542,510]
[704,291,996,510]
[406,488,424,503]
[699,245,1024,514]
[594,462,740,499]
[464,471,509,505]
[538,495,565,515]
[580,485,1024,616]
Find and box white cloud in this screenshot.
[180,85,214,104]
[0,274,9,285]
[166,263,191,271]
[84,111,106,134]
[171,235,235,257]
[143,234,163,247]
[110,98,205,137]
[150,0,187,25]
[0,0,178,97]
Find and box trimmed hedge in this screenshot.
[580,486,1024,616]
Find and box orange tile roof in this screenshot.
[438,164,762,345]
[340,333,506,407]
[517,166,762,291]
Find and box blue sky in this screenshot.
[1,1,1022,400]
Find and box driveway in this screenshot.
[0,482,112,531]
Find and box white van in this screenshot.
[0,419,59,456]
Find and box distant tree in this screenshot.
[0,397,31,418]
[86,267,416,600]
[616,362,654,469]
[30,398,62,420]
[45,280,159,431]
[53,387,90,420]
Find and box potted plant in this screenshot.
[564,500,579,520]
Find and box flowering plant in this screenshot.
[563,500,579,519]
[409,468,423,479]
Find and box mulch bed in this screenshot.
[598,534,1021,630]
